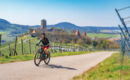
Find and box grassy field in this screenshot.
[0,37,37,56]
[0,51,98,64]
[73,53,130,80]
[87,33,119,38]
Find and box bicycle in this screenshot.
[34,45,50,66]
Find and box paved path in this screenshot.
[0,51,115,80]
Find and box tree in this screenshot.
[77,38,86,47]
[92,40,98,48]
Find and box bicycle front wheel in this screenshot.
[34,49,42,66]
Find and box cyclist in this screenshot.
[36,33,50,55]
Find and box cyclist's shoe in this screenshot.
[47,54,49,58]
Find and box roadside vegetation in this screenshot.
[0,51,99,64]
[0,33,120,57]
[0,29,120,64]
[87,33,119,38]
[73,53,130,80]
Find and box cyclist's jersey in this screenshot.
[38,37,49,46]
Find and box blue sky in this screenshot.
[0,0,130,26]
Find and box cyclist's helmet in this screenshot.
[41,32,45,36]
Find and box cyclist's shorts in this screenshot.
[42,45,50,50]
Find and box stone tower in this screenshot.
[41,19,47,33]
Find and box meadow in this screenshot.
[0,51,98,64]
[73,52,130,80]
[87,33,119,38]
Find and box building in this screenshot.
[48,27,55,32]
[36,28,41,33]
[82,32,87,37]
[28,28,34,34]
[41,19,47,32]
[75,30,80,37]
[32,30,36,33]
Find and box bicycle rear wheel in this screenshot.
[34,49,42,66]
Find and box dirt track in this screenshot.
[0,51,115,80]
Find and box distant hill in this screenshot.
[0,19,33,34]
[0,18,37,42]
[48,22,119,33]
[0,18,122,43]
[0,18,121,34]
[0,18,121,36]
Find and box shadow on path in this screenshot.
[41,64,77,70]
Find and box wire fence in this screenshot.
[0,36,87,57]
[116,6,130,80]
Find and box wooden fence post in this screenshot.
[0,34,1,57]
[21,39,24,55]
[14,36,18,56]
[29,39,31,54]
[61,42,62,53]
[53,42,55,53]
[59,42,62,53]
[9,43,12,56]
[58,43,60,52]
[53,42,56,53]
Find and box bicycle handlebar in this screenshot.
[36,44,49,47]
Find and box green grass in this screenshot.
[51,51,96,57]
[87,33,119,38]
[0,51,97,64]
[0,54,34,63]
[0,31,4,34]
[73,53,130,80]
